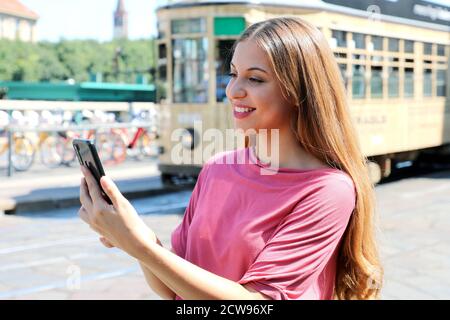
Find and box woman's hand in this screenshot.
[78,166,156,258]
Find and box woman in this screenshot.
[79,17,383,300]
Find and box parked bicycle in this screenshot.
[0,110,35,172]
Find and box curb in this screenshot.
[1,184,194,215]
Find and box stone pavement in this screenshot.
[0,193,191,300]
[376,169,450,299]
[0,168,449,299]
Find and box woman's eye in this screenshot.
[227,72,264,84]
[249,78,263,83]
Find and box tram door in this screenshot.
[215,40,235,104]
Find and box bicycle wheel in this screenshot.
[61,137,76,166]
[139,132,159,158]
[40,135,63,168]
[96,131,127,165]
[12,136,35,172]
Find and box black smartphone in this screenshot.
[73,139,113,205]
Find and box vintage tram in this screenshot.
[154,0,450,184]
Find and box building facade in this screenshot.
[114,0,128,39]
[0,0,38,42]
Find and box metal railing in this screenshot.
[2,121,157,177]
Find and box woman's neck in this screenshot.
[253,129,329,170]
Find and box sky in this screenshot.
[20,0,159,42]
[19,0,450,42]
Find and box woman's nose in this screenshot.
[226,79,246,99]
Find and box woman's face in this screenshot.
[226,39,295,134]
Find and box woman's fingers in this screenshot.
[99,237,115,248]
[79,178,93,213]
[81,166,105,207]
[78,206,90,224]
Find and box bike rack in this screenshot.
[2,122,156,177]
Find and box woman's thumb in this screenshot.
[100,176,123,205]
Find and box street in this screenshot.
[1,168,450,299]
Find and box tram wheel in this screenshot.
[161,173,176,188]
[367,161,382,185]
[161,173,197,188]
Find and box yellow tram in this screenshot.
[154,0,450,184]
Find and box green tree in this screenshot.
[0,38,156,83]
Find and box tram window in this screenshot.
[371,66,383,99]
[352,54,366,61]
[172,38,208,103]
[352,65,365,99]
[353,33,365,49]
[388,67,399,98]
[388,38,399,52]
[424,43,433,55]
[216,39,236,102]
[371,55,383,63]
[332,30,347,48]
[371,36,383,51]
[334,52,347,59]
[338,64,348,88]
[157,22,165,39]
[404,68,414,98]
[158,65,167,81]
[423,69,433,97]
[437,70,446,97]
[171,18,206,34]
[404,40,414,53]
[437,44,445,56]
[158,44,167,59]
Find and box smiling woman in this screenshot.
[79,17,383,301]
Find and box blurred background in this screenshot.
[0,0,449,300]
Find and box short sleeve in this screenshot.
[170,164,209,258]
[238,177,356,300]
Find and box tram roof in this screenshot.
[157,0,450,32]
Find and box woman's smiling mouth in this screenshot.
[233,104,256,119]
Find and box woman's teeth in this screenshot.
[235,107,255,113]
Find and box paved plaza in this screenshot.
[1,169,450,299]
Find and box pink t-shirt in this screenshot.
[171,147,356,300]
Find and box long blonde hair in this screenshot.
[233,17,383,299]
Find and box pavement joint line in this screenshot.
[0,252,93,272]
[0,236,97,255]
[0,266,140,299]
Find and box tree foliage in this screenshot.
[0,38,156,83]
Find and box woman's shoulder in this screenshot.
[319,169,355,190]
[305,169,356,209]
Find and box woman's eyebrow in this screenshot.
[230,62,268,74]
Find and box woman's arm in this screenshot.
[139,261,176,300]
[101,235,176,300]
[79,169,270,300]
[138,235,176,300]
[133,239,271,300]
